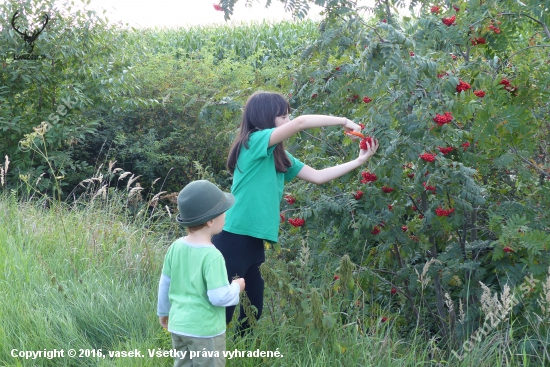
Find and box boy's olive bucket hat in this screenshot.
[176,180,235,227]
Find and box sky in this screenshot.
[86,0,382,29]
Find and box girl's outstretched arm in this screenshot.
[269,115,360,147]
[296,140,379,185]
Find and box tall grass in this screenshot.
[138,19,319,60]
[0,193,173,367]
[0,192,546,366]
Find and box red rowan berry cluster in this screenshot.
[360,136,374,150]
[371,226,381,235]
[489,21,501,34]
[382,186,394,193]
[353,190,364,200]
[456,79,471,92]
[213,3,223,11]
[433,112,453,126]
[419,153,437,162]
[361,171,378,183]
[423,182,437,192]
[474,90,486,97]
[362,96,372,103]
[503,246,515,253]
[471,37,486,46]
[430,6,441,14]
[442,15,456,26]
[437,146,453,155]
[500,78,517,93]
[284,195,296,204]
[435,207,455,216]
[461,141,470,150]
[288,218,305,227]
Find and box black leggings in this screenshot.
[212,230,265,332]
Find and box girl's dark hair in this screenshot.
[227,91,291,174]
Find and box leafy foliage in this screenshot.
[75,43,301,195]
[0,0,142,196]
[213,0,550,352]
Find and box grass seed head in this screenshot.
[340,254,355,290]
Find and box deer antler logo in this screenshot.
[11,11,49,54]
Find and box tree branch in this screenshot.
[358,264,423,326]
[500,12,550,41]
[504,45,550,66]
[509,145,550,178]
[355,16,387,43]
[391,242,422,325]
[407,192,424,216]
[301,130,347,159]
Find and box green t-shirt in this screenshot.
[161,239,229,337]
[224,128,305,243]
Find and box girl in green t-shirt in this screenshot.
[212,91,379,334]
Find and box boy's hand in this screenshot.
[159,316,168,329]
[358,138,380,164]
[232,278,245,292]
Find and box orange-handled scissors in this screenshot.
[344,131,366,139]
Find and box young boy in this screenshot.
[157,180,245,367]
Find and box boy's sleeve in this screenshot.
[284,151,305,182]
[161,245,172,276]
[157,246,173,316]
[203,252,239,306]
[157,274,171,316]
[204,253,230,291]
[207,283,240,307]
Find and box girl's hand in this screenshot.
[358,138,380,164]
[342,118,361,138]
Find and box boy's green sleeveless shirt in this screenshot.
[224,128,304,243]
